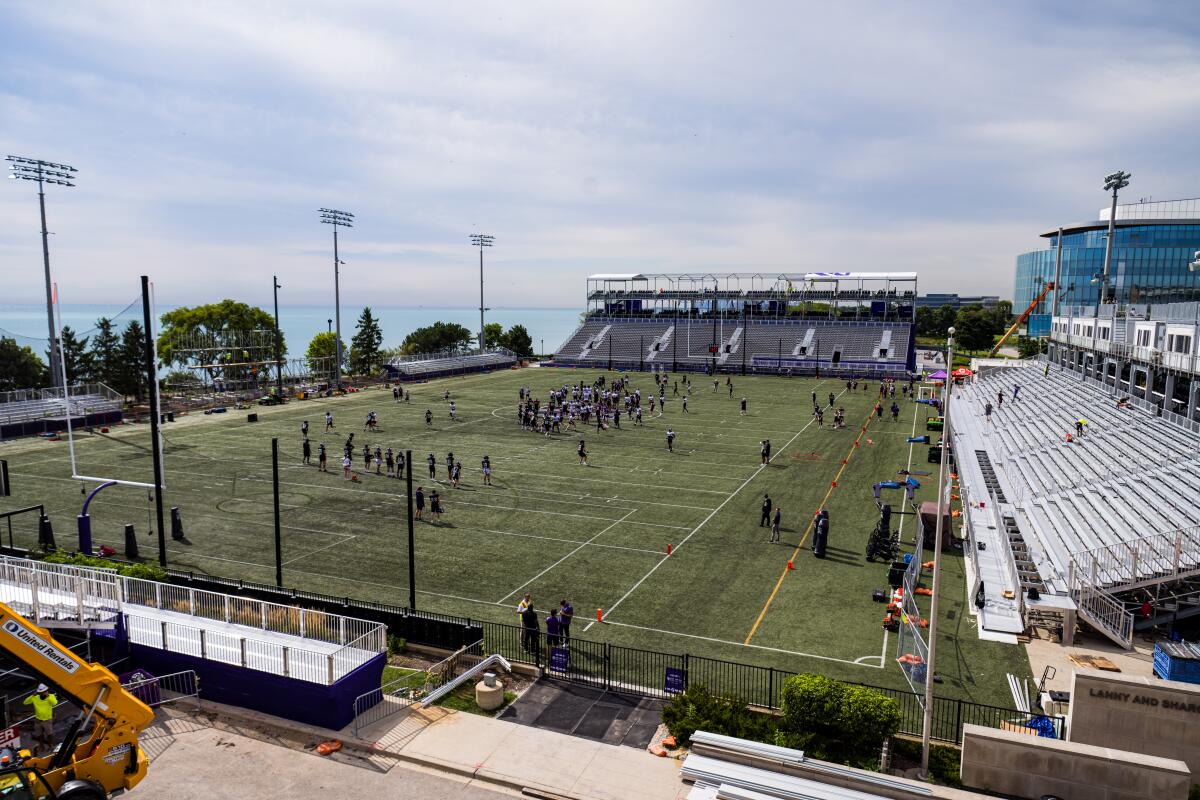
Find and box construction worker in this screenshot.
[24,684,57,756]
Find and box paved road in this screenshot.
[133,724,517,799]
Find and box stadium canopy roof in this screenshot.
[587,271,916,281]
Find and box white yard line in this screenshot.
[495,508,639,603]
[281,534,360,566]
[598,618,884,668]
[583,383,836,633]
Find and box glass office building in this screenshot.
[1015,198,1200,336]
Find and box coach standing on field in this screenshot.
[760,493,773,527]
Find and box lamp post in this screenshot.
[1099,171,1131,307]
[921,325,955,780]
[6,155,77,389]
[319,208,353,387]
[470,234,495,354]
[272,276,283,399]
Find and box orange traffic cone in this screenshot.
[786,560,795,571]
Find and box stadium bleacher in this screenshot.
[0,384,124,440]
[384,349,518,380]
[553,317,913,376]
[950,361,1200,647]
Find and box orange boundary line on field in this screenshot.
[742,406,878,645]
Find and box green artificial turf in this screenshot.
[0,367,1032,706]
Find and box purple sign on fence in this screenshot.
[664,667,686,694]
[549,647,570,673]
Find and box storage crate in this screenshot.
[1153,641,1200,684]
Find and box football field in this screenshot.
[0,366,1031,705]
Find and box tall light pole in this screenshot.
[272,275,284,399]
[319,208,353,387]
[1099,170,1131,307]
[921,325,955,780]
[7,155,77,389]
[470,233,494,354]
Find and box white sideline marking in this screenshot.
[598,619,884,668]
[495,508,638,603]
[583,382,836,633]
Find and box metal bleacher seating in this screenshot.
[0,384,124,440]
[386,349,517,379]
[553,317,913,375]
[950,361,1200,646]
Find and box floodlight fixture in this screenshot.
[1097,170,1131,308]
[471,233,496,354]
[5,155,78,387]
[319,207,354,386]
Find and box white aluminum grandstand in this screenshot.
[554,272,917,376]
[383,347,519,380]
[0,384,124,440]
[950,360,1200,648]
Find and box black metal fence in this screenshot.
[165,569,1063,744]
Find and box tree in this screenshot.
[990,300,1014,335]
[935,306,957,337]
[954,308,995,354]
[0,337,47,391]
[349,307,384,375]
[401,322,474,354]
[53,326,93,385]
[915,307,938,338]
[87,317,122,388]
[499,324,534,357]
[1017,335,1047,359]
[482,322,504,350]
[117,321,148,401]
[157,300,283,368]
[306,332,347,373]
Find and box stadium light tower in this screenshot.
[319,208,354,387]
[470,233,494,354]
[1099,170,1131,307]
[6,155,77,389]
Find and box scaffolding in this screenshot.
[165,329,336,398]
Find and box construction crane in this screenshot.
[0,602,154,798]
[989,282,1055,358]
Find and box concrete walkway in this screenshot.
[361,702,687,799]
[147,693,686,799]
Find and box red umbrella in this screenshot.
[951,367,973,377]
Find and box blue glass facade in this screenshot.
[1016,222,1200,336]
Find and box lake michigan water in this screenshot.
[0,304,583,357]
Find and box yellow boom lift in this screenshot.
[989,282,1055,358]
[0,602,154,798]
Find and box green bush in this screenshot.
[42,551,167,581]
[388,635,407,656]
[775,674,902,768]
[661,684,776,746]
[889,737,961,786]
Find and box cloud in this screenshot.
[1,0,1198,311]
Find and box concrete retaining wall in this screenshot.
[960,723,1191,800]
[1068,668,1200,777]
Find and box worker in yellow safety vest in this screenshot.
[23,684,57,756]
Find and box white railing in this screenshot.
[1068,527,1200,594]
[121,577,384,650]
[1075,584,1133,649]
[0,556,122,628]
[121,577,386,685]
[351,640,485,737]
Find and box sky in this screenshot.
[3,1,1200,310]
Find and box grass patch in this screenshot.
[436,683,516,716]
[0,368,1032,707]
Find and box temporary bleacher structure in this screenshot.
[0,556,387,728]
[554,318,913,376]
[950,361,1200,648]
[0,384,123,440]
[384,348,518,380]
